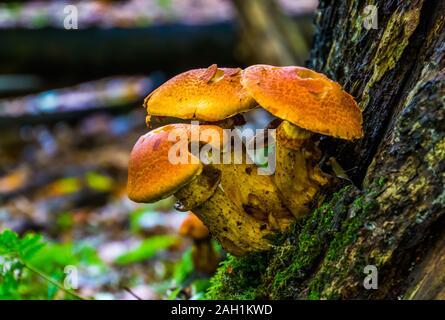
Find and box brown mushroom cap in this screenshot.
[127,123,225,203]
[241,65,363,140]
[144,64,257,122]
[179,212,209,240]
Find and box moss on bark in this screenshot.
[206,183,385,299]
[208,0,445,300]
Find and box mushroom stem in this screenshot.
[187,131,293,231]
[274,120,332,218]
[192,185,272,256]
[213,158,293,231]
[174,166,272,256]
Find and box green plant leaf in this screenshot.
[0,230,45,261]
[115,235,179,265]
[173,248,193,285]
[167,286,182,300]
[85,172,113,192]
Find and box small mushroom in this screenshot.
[144,64,257,128]
[127,123,272,256]
[179,212,220,274]
[179,212,210,240]
[241,64,363,218]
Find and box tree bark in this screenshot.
[305,0,445,299]
[208,0,445,300]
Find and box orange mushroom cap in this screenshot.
[127,123,225,203]
[179,212,209,240]
[144,64,257,122]
[241,65,363,140]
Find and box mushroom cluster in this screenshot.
[128,64,363,256]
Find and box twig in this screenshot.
[22,261,87,300]
[123,287,143,300]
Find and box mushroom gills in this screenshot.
[146,113,246,130]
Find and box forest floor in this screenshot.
[0,109,215,300]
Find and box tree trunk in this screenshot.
[305,0,445,299]
[208,0,444,300]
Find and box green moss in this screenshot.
[206,252,269,300]
[265,186,358,298]
[325,216,361,261]
[307,290,320,300]
[269,209,338,294]
[206,183,381,300]
[306,195,378,299]
[377,7,420,83]
[361,5,421,109]
[377,177,387,187]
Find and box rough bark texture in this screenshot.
[311,0,443,185]
[306,0,445,299]
[207,0,444,300]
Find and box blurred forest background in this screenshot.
[0,0,317,300]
